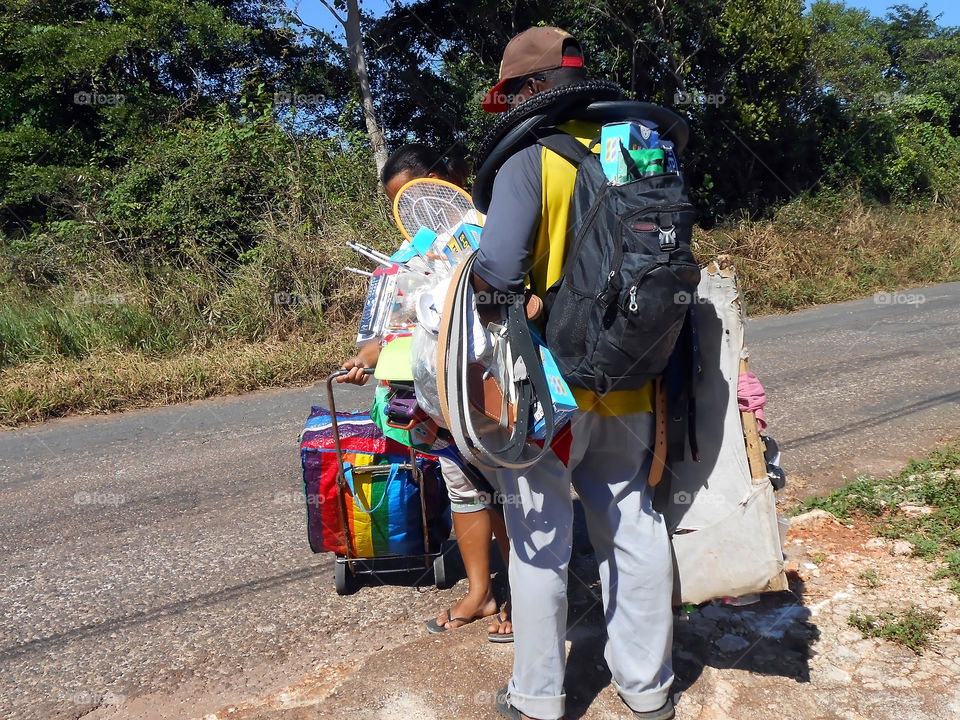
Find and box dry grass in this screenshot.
[695,195,960,313]
[3,192,959,430]
[0,333,354,428]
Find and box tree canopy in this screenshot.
[1,0,958,245]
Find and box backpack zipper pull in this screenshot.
[629,285,639,312]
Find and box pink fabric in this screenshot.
[737,371,767,430]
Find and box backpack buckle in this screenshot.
[658,225,677,251]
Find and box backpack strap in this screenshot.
[536,131,594,167]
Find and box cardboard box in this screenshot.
[600,121,659,182]
[439,222,481,266]
[530,345,578,439]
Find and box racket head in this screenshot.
[392,178,480,240]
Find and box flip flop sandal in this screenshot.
[487,611,514,643]
[424,609,473,634]
[494,686,521,720]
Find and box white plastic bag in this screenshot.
[412,323,445,425]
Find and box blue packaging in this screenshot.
[600,121,661,182]
[440,222,481,265]
[529,346,578,439]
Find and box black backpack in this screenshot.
[536,131,700,395]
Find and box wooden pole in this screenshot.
[739,357,768,481]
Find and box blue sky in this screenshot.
[287,0,960,37]
[286,0,392,38]
[844,0,960,25]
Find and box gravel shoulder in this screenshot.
[153,511,960,720]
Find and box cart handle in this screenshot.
[325,367,375,562]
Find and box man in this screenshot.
[473,27,675,720]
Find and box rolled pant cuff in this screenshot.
[612,678,671,714]
[450,500,488,514]
[507,686,565,720]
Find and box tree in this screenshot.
[0,0,342,233]
[318,0,388,174]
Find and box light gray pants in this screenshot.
[493,411,673,719]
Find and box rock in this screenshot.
[899,504,934,517]
[836,630,863,645]
[864,537,887,549]
[890,539,914,556]
[885,676,914,688]
[102,690,125,706]
[790,509,839,530]
[826,645,861,667]
[714,634,751,654]
[820,664,852,685]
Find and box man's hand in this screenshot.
[336,343,381,385]
[471,271,505,326]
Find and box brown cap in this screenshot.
[481,27,584,113]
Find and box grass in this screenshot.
[3,185,960,428]
[799,441,960,595]
[848,605,942,654]
[0,335,354,428]
[694,192,960,314]
[0,139,395,428]
[859,568,881,588]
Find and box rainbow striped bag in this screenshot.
[299,407,450,557]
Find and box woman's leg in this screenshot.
[435,457,497,627]
[439,508,498,627]
[487,506,514,636]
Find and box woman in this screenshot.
[338,143,513,641]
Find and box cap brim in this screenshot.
[481,76,513,113]
[374,336,414,381]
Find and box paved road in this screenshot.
[1,282,958,719]
[745,282,960,495]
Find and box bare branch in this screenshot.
[317,0,346,26]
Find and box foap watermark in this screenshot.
[477,489,527,508]
[672,490,729,507]
[273,90,325,108]
[74,491,126,507]
[871,91,916,106]
[674,90,726,107]
[673,290,710,305]
[64,689,126,707]
[274,490,323,507]
[74,91,125,106]
[273,292,322,310]
[873,291,925,306]
[473,290,527,306]
[472,689,496,705]
[73,290,128,306]
[473,88,522,108]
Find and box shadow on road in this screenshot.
[561,501,816,720]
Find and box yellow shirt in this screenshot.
[530,120,653,416]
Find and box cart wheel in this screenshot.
[433,553,448,589]
[334,560,354,595]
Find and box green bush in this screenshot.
[0,110,394,369]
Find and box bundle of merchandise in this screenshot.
[599,120,681,185]
[346,178,575,461]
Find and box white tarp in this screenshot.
[660,261,788,604]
